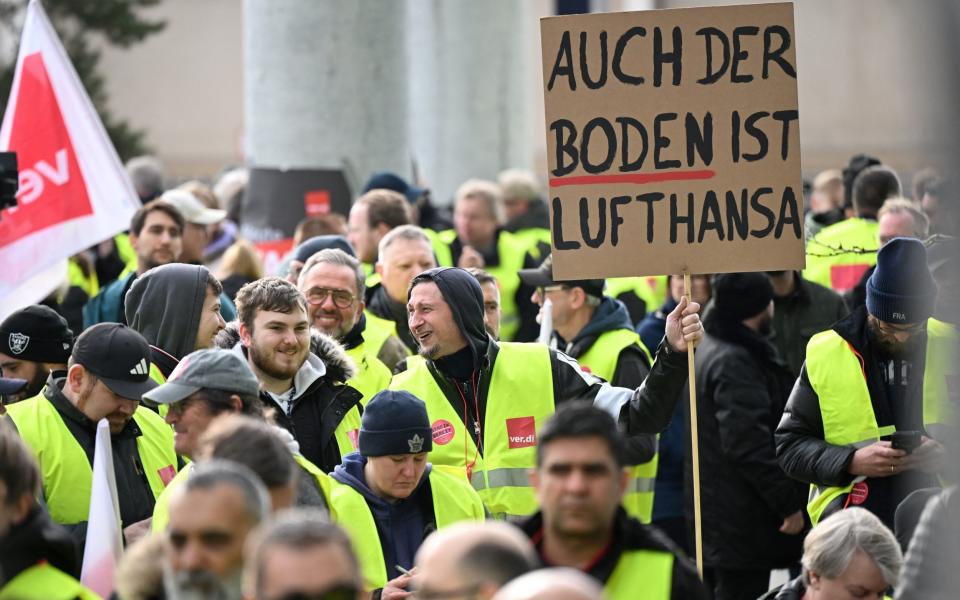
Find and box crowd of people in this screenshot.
[0,155,956,600]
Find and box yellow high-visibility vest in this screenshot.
[7,395,177,525]
[390,342,554,518]
[578,328,658,523]
[329,466,485,590]
[804,320,953,524]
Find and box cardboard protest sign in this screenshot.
[541,2,803,279]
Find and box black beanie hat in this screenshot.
[294,235,355,263]
[0,305,73,363]
[359,390,433,457]
[866,237,937,324]
[711,272,774,322]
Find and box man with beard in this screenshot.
[693,273,806,600]
[125,264,228,383]
[4,323,176,549]
[164,460,268,600]
[777,238,951,530]
[216,277,363,472]
[0,306,73,405]
[390,267,703,520]
[298,247,403,396]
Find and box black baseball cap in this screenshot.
[71,323,157,400]
[518,254,605,298]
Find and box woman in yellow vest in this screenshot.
[328,390,485,596]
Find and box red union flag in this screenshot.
[0,0,139,313]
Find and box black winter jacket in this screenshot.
[775,307,939,527]
[520,508,707,600]
[686,322,806,569]
[216,323,362,473]
[0,504,80,584]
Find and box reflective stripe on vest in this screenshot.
[390,343,554,518]
[604,549,673,599]
[346,343,392,406]
[434,230,528,341]
[803,218,879,292]
[804,323,950,524]
[329,467,486,590]
[577,329,657,523]
[0,562,103,600]
[8,396,177,525]
[363,311,400,359]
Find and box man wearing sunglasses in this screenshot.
[298,248,398,405]
[777,237,953,530]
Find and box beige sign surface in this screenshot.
[541,2,803,279]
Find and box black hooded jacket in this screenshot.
[215,323,362,473]
[775,306,940,527]
[407,268,691,450]
[0,504,80,584]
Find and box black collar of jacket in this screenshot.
[519,507,680,584]
[44,375,142,440]
[775,271,812,305]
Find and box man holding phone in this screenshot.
[776,238,952,529]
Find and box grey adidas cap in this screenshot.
[142,348,260,405]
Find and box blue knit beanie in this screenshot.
[359,390,433,456]
[866,237,937,324]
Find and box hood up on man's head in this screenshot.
[125,263,212,360]
[409,267,489,368]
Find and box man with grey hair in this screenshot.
[498,168,551,262]
[845,197,931,315]
[298,247,401,395]
[245,509,363,600]
[164,459,269,600]
[126,155,165,203]
[433,179,540,342]
[760,507,902,599]
[366,225,438,352]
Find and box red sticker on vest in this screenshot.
[347,429,360,450]
[507,416,537,449]
[849,481,869,505]
[432,419,455,445]
[158,465,177,487]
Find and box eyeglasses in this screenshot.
[304,287,356,309]
[536,285,566,297]
[876,320,926,336]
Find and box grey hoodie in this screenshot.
[124,264,211,366]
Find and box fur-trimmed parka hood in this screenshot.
[214,322,356,384]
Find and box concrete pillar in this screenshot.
[407,1,532,205]
[243,0,409,240]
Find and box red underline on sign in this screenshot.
[549,170,717,187]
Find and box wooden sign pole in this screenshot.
[684,272,704,578]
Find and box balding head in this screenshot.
[416,522,537,600]
[492,568,603,600]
